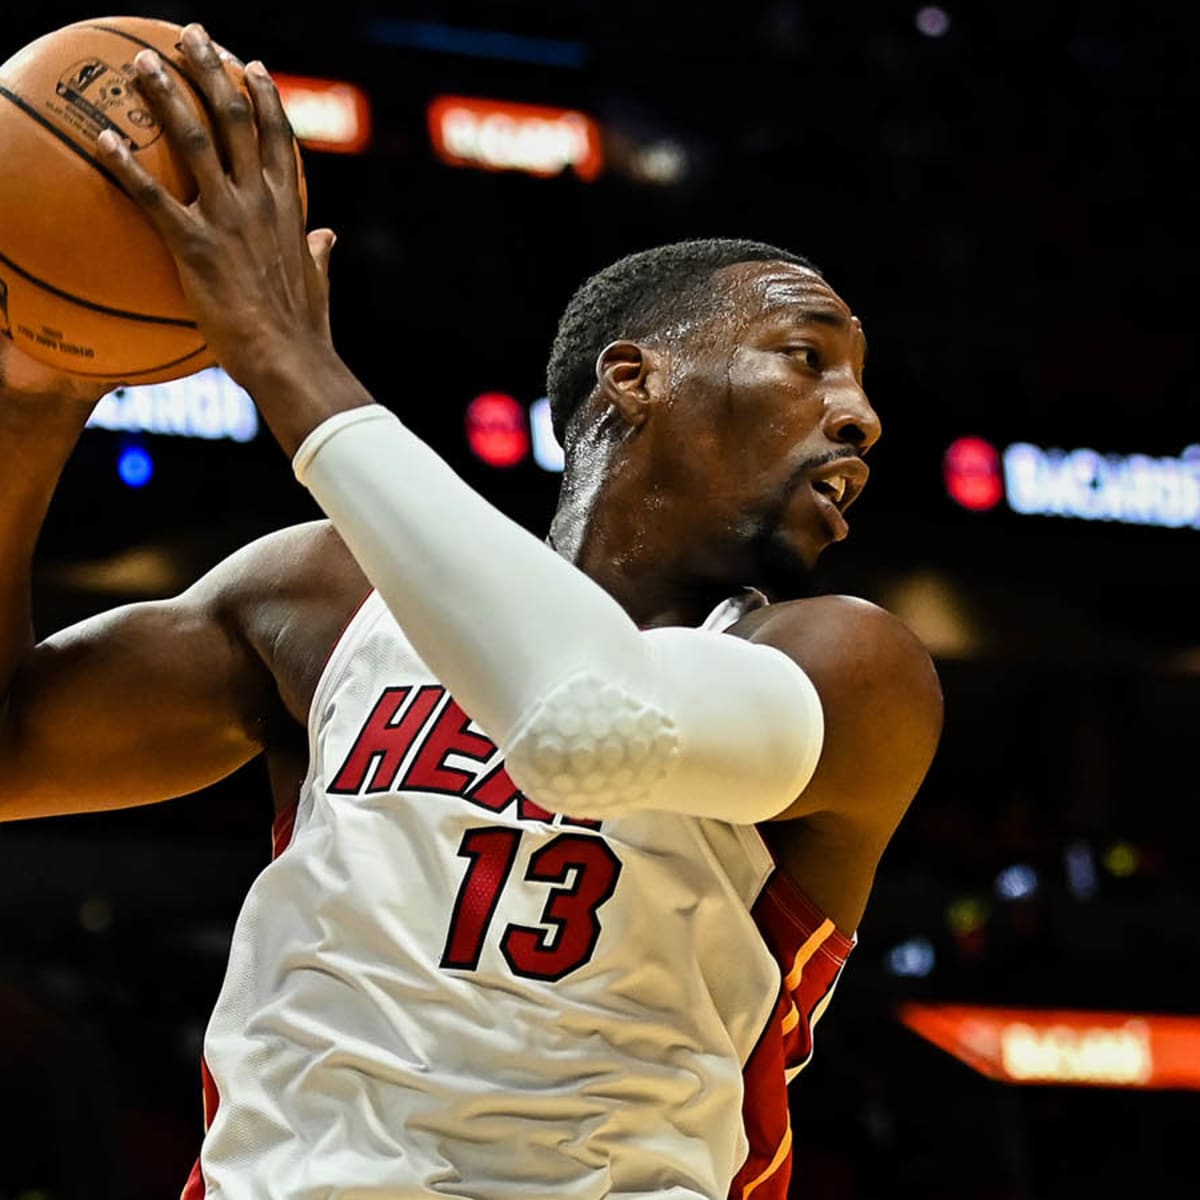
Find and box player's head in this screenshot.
[546,238,879,600]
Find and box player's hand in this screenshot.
[94,24,338,396]
[0,332,113,411]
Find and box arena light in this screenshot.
[885,937,936,978]
[1064,841,1098,900]
[1102,841,1141,878]
[428,95,603,181]
[899,1004,1200,1090]
[117,444,153,489]
[994,864,1039,901]
[915,6,952,37]
[610,137,690,186]
[274,73,372,155]
[91,368,259,443]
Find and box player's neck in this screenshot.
[548,470,737,630]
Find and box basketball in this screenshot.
[0,17,306,384]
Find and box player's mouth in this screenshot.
[808,458,869,542]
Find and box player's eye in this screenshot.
[786,345,822,371]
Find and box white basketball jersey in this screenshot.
[184,590,854,1200]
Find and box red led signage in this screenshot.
[428,95,603,181]
[944,436,1003,512]
[900,1003,1200,1090]
[465,393,529,468]
[274,74,372,155]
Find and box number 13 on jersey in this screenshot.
[440,827,624,982]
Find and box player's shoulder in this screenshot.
[187,519,361,611]
[732,592,934,671]
[179,520,371,730]
[184,520,367,664]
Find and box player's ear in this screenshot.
[596,341,663,431]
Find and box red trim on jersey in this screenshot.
[180,1157,204,1200]
[181,788,304,1198]
[728,871,854,1200]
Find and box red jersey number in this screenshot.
[440,828,622,981]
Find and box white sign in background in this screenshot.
[1003,443,1200,530]
[89,368,259,444]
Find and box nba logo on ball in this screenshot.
[54,55,163,150]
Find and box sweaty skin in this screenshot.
[0,25,941,934]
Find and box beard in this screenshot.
[743,519,822,601]
[737,450,855,602]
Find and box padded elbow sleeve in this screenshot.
[504,673,682,814]
[504,629,824,825]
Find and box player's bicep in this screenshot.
[745,596,943,832]
[0,594,270,821]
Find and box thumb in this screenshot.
[307,228,337,281]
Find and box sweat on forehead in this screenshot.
[646,263,819,351]
[713,261,849,325]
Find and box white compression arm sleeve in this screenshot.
[294,405,823,823]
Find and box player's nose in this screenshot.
[822,381,881,455]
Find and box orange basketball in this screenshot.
[0,17,306,384]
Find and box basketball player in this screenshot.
[0,25,942,1200]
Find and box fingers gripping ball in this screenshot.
[0,17,306,383]
[505,673,681,818]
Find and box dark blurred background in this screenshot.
[2,1,1199,1197]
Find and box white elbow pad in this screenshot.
[504,673,682,815]
[504,630,824,825]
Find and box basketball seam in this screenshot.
[0,247,198,327]
[0,84,126,192]
[59,342,212,379]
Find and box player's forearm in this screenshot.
[0,396,91,691]
[282,395,646,746]
[237,350,375,460]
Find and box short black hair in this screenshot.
[546,238,819,445]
